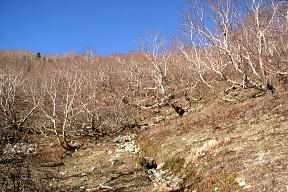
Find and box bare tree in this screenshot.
[38,69,95,150]
[0,68,37,134]
[138,32,173,98]
[179,0,287,93]
[240,0,288,77]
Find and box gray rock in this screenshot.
[114,135,140,153]
[140,157,157,169]
[114,134,137,143]
[167,178,184,191]
[111,159,124,166]
[124,143,138,152]
[156,163,165,170]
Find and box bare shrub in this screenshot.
[0,162,49,192]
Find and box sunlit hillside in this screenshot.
[0,1,287,191]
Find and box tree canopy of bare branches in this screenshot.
[179,0,288,92]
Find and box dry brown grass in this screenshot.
[137,80,288,191]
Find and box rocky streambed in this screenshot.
[113,133,184,192]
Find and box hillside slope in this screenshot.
[138,86,288,191]
[1,80,287,192]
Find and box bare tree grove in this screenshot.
[0,1,288,191]
[179,0,287,93]
[0,0,287,150]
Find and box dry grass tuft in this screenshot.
[185,138,232,165]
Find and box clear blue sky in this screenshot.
[0,0,184,55]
